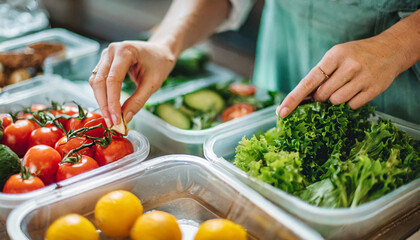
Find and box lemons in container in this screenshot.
[130,210,182,240]
[45,214,99,240]
[194,219,247,240]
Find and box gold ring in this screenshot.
[342,77,348,83]
[92,65,99,75]
[318,67,329,80]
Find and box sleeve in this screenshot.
[216,0,255,32]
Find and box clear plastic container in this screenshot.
[0,75,150,225]
[204,111,420,239]
[0,28,99,82]
[7,155,323,240]
[134,70,280,156]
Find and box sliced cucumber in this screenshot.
[156,104,191,129]
[184,90,225,114]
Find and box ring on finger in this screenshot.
[342,77,349,83]
[318,67,330,80]
[92,64,99,75]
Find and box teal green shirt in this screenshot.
[253,0,420,124]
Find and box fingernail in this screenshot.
[125,111,134,123]
[112,114,120,125]
[104,117,112,127]
[280,107,289,118]
[276,105,281,116]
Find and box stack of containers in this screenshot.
[0,28,100,84]
[203,110,420,239]
[7,155,324,240]
[134,76,281,156]
[0,76,150,236]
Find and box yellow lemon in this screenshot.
[130,210,182,240]
[45,214,99,240]
[194,219,247,240]
[95,190,143,238]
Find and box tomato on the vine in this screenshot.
[221,103,254,122]
[94,138,134,166]
[68,112,107,138]
[56,155,99,182]
[2,174,45,194]
[30,104,47,112]
[55,136,95,158]
[2,120,39,157]
[0,113,12,129]
[23,145,62,185]
[228,82,257,96]
[28,126,63,148]
[50,105,80,130]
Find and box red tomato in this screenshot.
[94,138,134,166]
[0,113,12,129]
[51,105,80,130]
[221,103,254,122]
[67,112,107,138]
[30,104,47,111]
[2,174,45,194]
[17,113,35,120]
[2,120,39,157]
[229,82,257,96]
[28,127,63,148]
[56,155,99,182]
[55,136,95,158]
[23,145,62,185]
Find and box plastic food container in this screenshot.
[204,111,420,239]
[134,70,280,156]
[0,28,99,83]
[7,155,323,240]
[0,76,150,226]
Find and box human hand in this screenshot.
[89,41,176,126]
[277,36,407,118]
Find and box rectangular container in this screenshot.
[0,28,99,83]
[0,75,150,225]
[134,69,281,157]
[7,155,323,240]
[204,111,420,239]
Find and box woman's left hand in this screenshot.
[277,36,408,118]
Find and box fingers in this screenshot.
[106,48,135,125]
[347,89,378,109]
[278,54,338,118]
[122,75,159,123]
[313,61,360,102]
[89,50,113,127]
[329,79,363,105]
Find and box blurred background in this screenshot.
[38,0,265,78]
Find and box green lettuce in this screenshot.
[234,102,420,208]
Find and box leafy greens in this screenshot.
[234,102,420,208]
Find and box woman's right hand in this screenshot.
[89,41,177,127]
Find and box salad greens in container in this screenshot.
[204,101,420,239]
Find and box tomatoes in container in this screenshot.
[28,126,63,148]
[0,113,12,129]
[228,82,257,96]
[23,145,62,185]
[2,174,45,194]
[221,103,254,123]
[68,112,107,138]
[55,136,95,158]
[2,120,39,157]
[56,155,99,182]
[94,138,134,166]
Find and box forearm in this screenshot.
[149,0,231,60]
[376,9,420,74]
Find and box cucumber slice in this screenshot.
[184,90,225,114]
[156,104,191,129]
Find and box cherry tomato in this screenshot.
[2,174,45,194]
[2,120,39,157]
[17,113,35,120]
[68,112,107,138]
[23,145,62,185]
[221,103,254,122]
[0,113,12,129]
[56,155,99,182]
[51,105,80,130]
[55,136,95,158]
[94,138,134,166]
[229,82,257,96]
[30,104,47,111]
[28,126,63,148]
